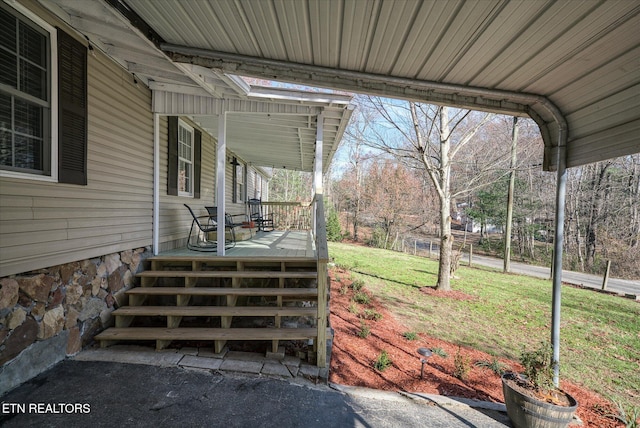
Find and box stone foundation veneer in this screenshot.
[0,247,151,395]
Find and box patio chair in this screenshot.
[205,206,247,241]
[184,204,234,251]
[248,198,274,232]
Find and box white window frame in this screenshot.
[0,2,58,183]
[235,161,244,202]
[177,119,194,197]
[254,171,262,199]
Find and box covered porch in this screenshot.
[163,229,317,259]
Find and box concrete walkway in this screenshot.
[0,345,512,427]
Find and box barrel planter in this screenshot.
[502,374,578,428]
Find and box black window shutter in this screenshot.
[167,116,178,195]
[57,29,87,185]
[194,129,201,199]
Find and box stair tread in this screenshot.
[126,287,318,296]
[137,270,317,278]
[113,306,317,316]
[148,256,316,264]
[95,327,320,341]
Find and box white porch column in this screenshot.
[216,109,227,255]
[152,113,160,255]
[313,113,324,235]
[314,113,324,195]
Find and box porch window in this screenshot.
[177,120,193,196]
[167,116,201,198]
[254,171,262,199]
[233,159,244,203]
[0,3,87,184]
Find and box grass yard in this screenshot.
[329,242,640,409]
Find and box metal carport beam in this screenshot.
[161,43,565,172]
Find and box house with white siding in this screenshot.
[0,0,353,394]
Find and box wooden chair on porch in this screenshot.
[205,206,251,238]
[248,198,274,232]
[184,204,235,251]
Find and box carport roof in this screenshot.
[45,0,639,170]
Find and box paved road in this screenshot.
[416,238,638,296]
[466,253,640,297]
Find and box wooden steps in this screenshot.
[125,287,318,297]
[95,327,319,342]
[112,306,318,317]
[96,255,327,362]
[137,270,318,279]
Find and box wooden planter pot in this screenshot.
[501,374,578,428]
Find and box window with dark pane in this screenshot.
[0,4,50,175]
[178,120,194,196]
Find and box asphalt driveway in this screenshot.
[0,359,512,427]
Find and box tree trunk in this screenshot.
[438,192,453,291]
[436,108,452,291]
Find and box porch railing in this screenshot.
[261,201,312,230]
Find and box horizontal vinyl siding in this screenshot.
[159,117,216,249]
[225,155,257,216]
[0,49,154,276]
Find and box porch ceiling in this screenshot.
[105,0,639,170]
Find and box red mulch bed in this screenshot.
[328,267,625,427]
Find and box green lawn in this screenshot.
[329,242,640,408]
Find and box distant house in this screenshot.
[0,1,353,394]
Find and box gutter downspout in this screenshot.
[551,124,568,387]
[153,113,160,255]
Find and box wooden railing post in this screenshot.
[314,194,329,368]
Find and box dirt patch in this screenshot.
[328,267,626,427]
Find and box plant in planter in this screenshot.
[501,341,578,428]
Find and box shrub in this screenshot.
[352,291,370,305]
[348,302,359,315]
[475,357,511,376]
[374,350,392,371]
[610,401,639,428]
[403,332,418,341]
[431,347,448,358]
[339,285,349,295]
[453,347,472,381]
[520,341,555,393]
[357,321,370,338]
[351,279,365,291]
[361,309,382,321]
[367,226,388,249]
[326,208,343,242]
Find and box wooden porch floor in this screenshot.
[161,230,316,258]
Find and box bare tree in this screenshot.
[364,159,421,249]
[340,107,377,240]
[269,169,312,202]
[362,97,498,291]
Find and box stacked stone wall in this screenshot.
[0,247,151,393]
